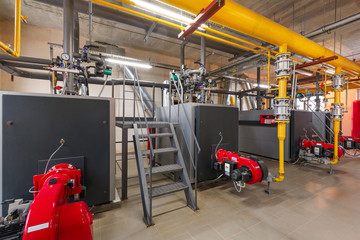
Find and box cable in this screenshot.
[28,186,39,194]
[215,132,223,156]
[213,174,223,181]
[44,139,65,174]
[233,180,245,193]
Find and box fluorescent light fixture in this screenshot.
[130,0,207,28]
[296,69,313,77]
[253,83,269,89]
[326,68,335,75]
[106,58,152,69]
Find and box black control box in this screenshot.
[311,145,324,157]
[223,160,237,177]
[344,139,355,149]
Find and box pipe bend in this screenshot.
[274,173,284,182]
[330,158,338,165]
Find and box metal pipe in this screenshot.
[256,67,261,110]
[74,11,80,54]
[200,36,206,66]
[0,61,47,70]
[0,0,22,57]
[315,72,320,111]
[306,12,360,39]
[180,40,188,74]
[159,0,360,75]
[63,0,75,93]
[0,54,51,64]
[89,1,93,44]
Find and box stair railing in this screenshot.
[132,67,155,222]
[170,73,200,209]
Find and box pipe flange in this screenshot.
[331,74,345,90]
[275,53,291,78]
[274,98,291,121]
[330,104,344,120]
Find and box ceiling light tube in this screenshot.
[129,0,207,28]
[295,69,313,77]
[106,58,152,69]
[253,83,269,89]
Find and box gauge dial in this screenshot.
[61,53,70,61]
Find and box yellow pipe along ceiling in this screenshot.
[159,0,360,76]
[0,0,23,58]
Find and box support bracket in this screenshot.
[178,0,225,39]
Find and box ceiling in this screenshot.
[0,0,359,83]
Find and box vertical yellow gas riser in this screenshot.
[274,44,290,182]
[331,67,343,165]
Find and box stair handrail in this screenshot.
[303,100,336,141]
[308,98,343,135]
[170,74,201,156]
[170,73,201,209]
[133,68,155,223]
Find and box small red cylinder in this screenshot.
[352,100,360,138]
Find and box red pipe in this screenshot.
[295,56,338,70]
[179,0,225,39]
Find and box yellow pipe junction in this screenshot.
[0,0,23,58]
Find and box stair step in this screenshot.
[151,182,188,198]
[139,133,173,138]
[143,147,177,155]
[145,164,183,175]
[137,122,170,128]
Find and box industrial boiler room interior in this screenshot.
[0,0,360,239]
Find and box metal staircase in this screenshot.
[128,67,197,226]
[133,122,196,226]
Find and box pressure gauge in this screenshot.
[61,53,70,61]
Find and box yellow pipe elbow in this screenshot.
[0,0,21,58]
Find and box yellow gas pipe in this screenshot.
[331,67,343,165]
[273,44,290,182]
[0,0,23,58]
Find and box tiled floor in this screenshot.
[93,154,360,240]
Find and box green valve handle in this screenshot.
[104,68,112,76]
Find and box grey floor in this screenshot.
[93,154,360,240]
